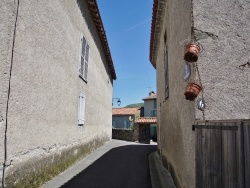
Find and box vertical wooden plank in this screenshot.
[243,122,250,188]
[204,127,209,188]
[236,121,243,188]
[203,126,209,188]
[222,122,238,188]
[210,126,222,188]
[195,127,203,188]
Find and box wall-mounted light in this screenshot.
[112,98,121,106]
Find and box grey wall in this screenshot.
[0,0,113,184]
[112,115,134,129]
[155,0,196,187]
[154,0,250,187]
[193,0,250,120]
[0,0,18,164]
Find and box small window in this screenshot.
[123,120,130,129]
[151,110,157,117]
[112,120,116,128]
[78,92,86,126]
[153,99,157,109]
[79,33,89,82]
[164,33,169,99]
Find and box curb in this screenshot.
[149,151,176,188]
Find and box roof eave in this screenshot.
[149,0,166,69]
[86,0,117,80]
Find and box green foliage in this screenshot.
[125,103,144,108]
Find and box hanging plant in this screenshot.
[184,42,202,62]
[184,82,202,101]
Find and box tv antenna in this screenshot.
[147,86,151,92]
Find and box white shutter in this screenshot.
[78,92,86,125]
[84,44,89,80]
[79,33,89,81]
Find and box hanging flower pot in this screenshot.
[184,43,201,62]
[184,82,202,101]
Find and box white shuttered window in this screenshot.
[79,33,89,81]
[78,92,86,125]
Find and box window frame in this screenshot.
[151,109,157,117]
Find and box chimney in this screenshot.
[149,91,155,96]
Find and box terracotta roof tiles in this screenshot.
[135,117,157,124]
[112,108,140,115]
[86,0,116,80]
[149,0,166,68]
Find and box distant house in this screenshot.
[150,0,250,187]
[112,108,140,129]
[135,91,157,143]
[142,91,157,140]
[0,0,116,186]
[142,91,157,117]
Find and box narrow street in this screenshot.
[42,140,157,188]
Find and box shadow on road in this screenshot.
[60,144,157,188]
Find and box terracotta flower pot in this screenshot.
[184,43,201,62]
[184,82,202,101]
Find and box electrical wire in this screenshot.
[2,0,20,187]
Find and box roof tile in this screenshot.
[135,117,157,124]
[112,108,140,115]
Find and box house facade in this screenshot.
[112,108,140,129]
[142,91,157,140]
[0,0,116,187]
[150,0,250,187]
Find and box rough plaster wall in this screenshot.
[76,0,113,140]
[0,0,112,177]
[157,0,195,187]
[0,0,18,163]
[193,0,250,120]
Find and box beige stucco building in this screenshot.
[142,91,157,140]
[0,0,116,186]
[150,0,250,187]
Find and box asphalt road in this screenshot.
[60,142,157,188]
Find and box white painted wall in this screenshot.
[144,99,156,117]
[0,0,113,178]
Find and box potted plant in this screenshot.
[184,82,202,101]
[184,42,202,62]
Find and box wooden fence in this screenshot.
[193,120,250,188]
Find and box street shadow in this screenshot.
[60,144,157,188]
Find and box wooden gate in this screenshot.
[193,121,250,188]
[139,124,150,144]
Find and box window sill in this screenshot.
[79,75,88,83]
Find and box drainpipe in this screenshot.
[2,0,20,187]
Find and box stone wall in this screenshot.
[112,124,139,142]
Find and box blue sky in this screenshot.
[97,0,156,108]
